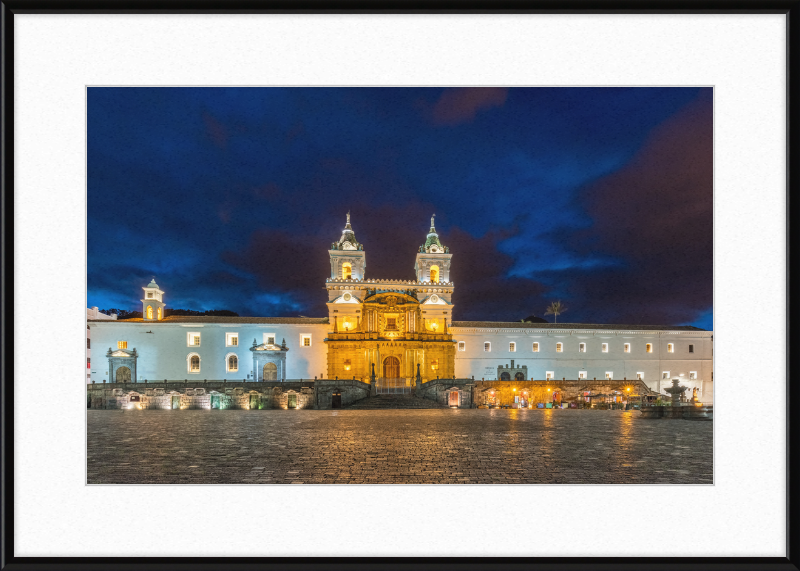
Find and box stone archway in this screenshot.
[500,372,511,382]
[263,362,277,381]
[115,366,131,382]
[383,356,400,378]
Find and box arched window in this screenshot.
[342,263,352,280]
[227,354,238,372]
[157,307,162,320]
[146,306,153,319]
[188,354,200,373]
[430,265,440,283]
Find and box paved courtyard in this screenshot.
[87,409,713,484]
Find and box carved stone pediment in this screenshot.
[250,342,286,352]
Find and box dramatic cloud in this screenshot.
[542,88,713,325]
[87,87,712,328]
[203,110,229,149]
[430,87,508,125]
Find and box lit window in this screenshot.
[188,354,200,373]
[264,333,276,345]
[146,306,153,319]
[667,343,674,353]
[578,371,587,379]
[606,371,613,379]
[509,342,516,352]
[301,334,311,347]
[546,371,554,380]
[601,343,608,353]
[430,265,440,283]
[579,343,586,353]
[689,371,697,380]
[624,343,630,353]
[147,292,153,299]
[87,358,91,369]
[532,342,539,352]
[431,359,439,371]
[344,359,351,371]
[689,344,694,353]
[646,343,653,353]
[637,372,644,380]
[458,342,466,352]
[226,333,238,347]
[386,317,398,330]
[342,263,352,280]
[484,342,491,352]
[556,343,563,353]
[157,307,162,320]
[662,371,670,379]
[117,341,127,349]
[227,354,238,372]
[187,333,201,346]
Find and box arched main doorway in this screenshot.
[115,366,131,382]
[500,372,511,382]
[263,362,277,381]
[383,356,400,378]
[515,372,525,382]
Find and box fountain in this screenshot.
[639,378,711,420]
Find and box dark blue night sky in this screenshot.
[87,87,712,329]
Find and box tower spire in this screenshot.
[430,214,436,232]
[345,211,352,230]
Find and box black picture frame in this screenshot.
[1,1,797,570]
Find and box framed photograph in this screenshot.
[2,1,796,568]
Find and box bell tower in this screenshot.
[141,278,166,321]
[414,214,452,283]
[329,212,366,281]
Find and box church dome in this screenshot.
[420,215,447,254]
[332,212,362,251]
[146,278,160,289]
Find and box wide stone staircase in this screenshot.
[345,394,449,410]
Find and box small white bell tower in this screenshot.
[141,278,166,321]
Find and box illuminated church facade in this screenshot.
[87,215,713,400]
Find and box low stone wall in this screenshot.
[416,378,653,408]
[416,379,475,408]
[86,379,372,410]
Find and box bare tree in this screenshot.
[544,301,567,323]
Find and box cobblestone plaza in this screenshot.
[87,409,713,484]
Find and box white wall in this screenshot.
[451,327,713,401]
[87,321,329,383]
